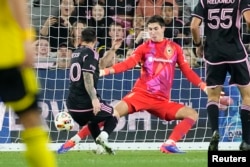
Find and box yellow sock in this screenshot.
[21,127,57,167]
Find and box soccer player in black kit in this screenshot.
[57,28,118,154]
[191,0,250,151]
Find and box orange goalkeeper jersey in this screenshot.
[0,0,25,69]
[112,39,203,100]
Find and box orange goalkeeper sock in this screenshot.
[168,118,195,142]
[77,121,105,139]
[22,126,56,167]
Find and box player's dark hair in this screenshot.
[81,28,96,43]
[146,15,165,27]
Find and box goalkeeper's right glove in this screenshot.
[99,68,110,77]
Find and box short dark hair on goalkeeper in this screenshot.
[146,15,165,27]
[81,28,96,43]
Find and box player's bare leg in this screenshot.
[96,131,115,155]
[59,101,128,154]
[95,101,128,154]
[206,86,222,151]
[57,122,104,154]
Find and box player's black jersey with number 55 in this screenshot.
[192,0,250,63]
[67,46,100,110]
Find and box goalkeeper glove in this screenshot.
[99,68,111,77]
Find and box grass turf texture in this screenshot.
[0,150,207,167]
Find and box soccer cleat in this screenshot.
[93,144,107,155]
[160,143,185,154]
[96,135,115,155]
[239,141,250,151]
[208,130,219,151]
[57,140,75,154]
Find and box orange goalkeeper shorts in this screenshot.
[122,90,184,121]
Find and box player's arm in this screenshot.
[8,0,30,30]
[83,72,100,115]
[8,0,35,41]
[241,0,250,31]
[190,17,202,46]
[178,62,206,90]
[190,0,204,58]
[82,49,101,114]
[243,11,250,32]
[176,45,206,92]
[100,45,143,76]
[83,72,97,101]
[190,16,203,58]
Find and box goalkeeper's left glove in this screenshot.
[199,82,225,96]
[199,82,207,94]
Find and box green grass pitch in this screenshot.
[0,150,207,167]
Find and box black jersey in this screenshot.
[192,0,250,63]
[67,46,99,110]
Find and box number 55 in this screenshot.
[208,8,233,29]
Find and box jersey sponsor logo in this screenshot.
[147,56,173,63]
[153,58,173,63]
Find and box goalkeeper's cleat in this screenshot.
[160,143,185,154]
[93,144,107,155]
[208,130,219,151]
[96,134,115,155]
[57,140,75,154]
[239,141,250,151]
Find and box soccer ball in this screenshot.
[54,111,74,131]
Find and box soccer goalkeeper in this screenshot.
[60,15,207,154]
[0,0,56,167]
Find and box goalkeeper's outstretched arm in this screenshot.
[100,51,141,76]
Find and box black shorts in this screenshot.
[0,67,39,113]
[68,100,113,126]
[206,59,250,86]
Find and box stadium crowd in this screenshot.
[31,0,203,69]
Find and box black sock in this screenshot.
[88,123,101,140]
[207,102,219,133]
[103,116,118,135]
[240,108,250,144]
